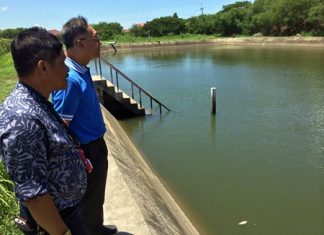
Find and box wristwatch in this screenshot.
[63,229,72,235]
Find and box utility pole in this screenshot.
[200,1,204,15]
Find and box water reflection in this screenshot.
[209,114,216,145]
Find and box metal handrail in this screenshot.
[94,56,171,114]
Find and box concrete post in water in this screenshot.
[211,87,216,114]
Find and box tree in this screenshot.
[92,22,123,40]
[143,14,186,37]
[129,24,146,37]
[0,28,25,39]
[186,14,219,35]
[217,1,253,36]
[306,2,324,35]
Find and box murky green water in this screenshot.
[101,45,324,235]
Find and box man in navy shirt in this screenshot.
[52,16,117,235]
[0,27,88,235]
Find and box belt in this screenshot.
[81,136,104,147]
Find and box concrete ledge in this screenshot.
[101,106,200,235]
[101,37,324,53]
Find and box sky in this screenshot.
[0,0,237,30]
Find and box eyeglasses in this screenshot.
[76,37,101,44]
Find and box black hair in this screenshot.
[61,16,88,49]
[11,27,63,77]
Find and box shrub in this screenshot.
[0,38,11,56]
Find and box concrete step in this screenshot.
[93,76,146,119]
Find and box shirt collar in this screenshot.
[18,81,53,107]
[65,57,88,74]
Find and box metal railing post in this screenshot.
[139,90,142,107]
[110,67,113,83]
[131,84,134,99]
[116,71,119,90]
[95,59,98,75]
[98,58,102,79]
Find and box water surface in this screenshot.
[100,45,324,235]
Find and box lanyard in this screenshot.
[48,105,93,173]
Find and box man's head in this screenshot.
[11,27,68,91]
[61,16,101,61]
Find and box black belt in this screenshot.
[81,136,104,147]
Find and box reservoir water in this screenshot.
[99,45,324,235]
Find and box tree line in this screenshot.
[1,0,323,41]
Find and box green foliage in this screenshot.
[144,13,186,37]
[0,28,25,39]
[129,24,146,37]
[0,53,20,234]
[92,22,123,40]
[0,161,22,235]
[108,33,216,44]
[221,1,252,12]
[0,38,11,56]
[186,15,219,35]
[217,1,253,36]
[0,53,17,103]
[306,2,324,35]
[251,0,320,35]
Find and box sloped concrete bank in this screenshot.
[103,37,324,52]
[101,106,200,235]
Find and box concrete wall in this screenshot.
[101,106,200,235]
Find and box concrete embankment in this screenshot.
[101,106,200,235]
[103,37,324,52]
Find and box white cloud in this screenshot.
[34,23,44,28]
[0,6,9,12]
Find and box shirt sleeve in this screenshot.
[52,78,82,121]
[2,115,49,202]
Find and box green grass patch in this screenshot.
[0,53,17,102]
[105,33,217,44]
[0,162,22,234]
[0,53,20,234]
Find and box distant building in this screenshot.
[48,29,60,37]
[134,23,144,28]
[123,23,144,33]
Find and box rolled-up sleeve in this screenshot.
[2,115,48,202]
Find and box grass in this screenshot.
[0,53,21,234]
[0,53,17,102]
[104,33,218,44]
[0,162,21,235]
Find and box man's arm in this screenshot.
[26,193,69,235]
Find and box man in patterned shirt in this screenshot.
[0,27,88,235]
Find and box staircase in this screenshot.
[92,75,146,119]
[92,56,170,119]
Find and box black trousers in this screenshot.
[20,203,89,235]
[80,137,108,234]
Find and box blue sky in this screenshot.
[0,0,237,30]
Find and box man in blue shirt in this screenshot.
[0,27,88,235]
[52,16,117,235]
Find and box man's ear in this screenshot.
[75,39,85,48]
[37,60,49,77]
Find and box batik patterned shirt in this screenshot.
[0,82,87,211]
